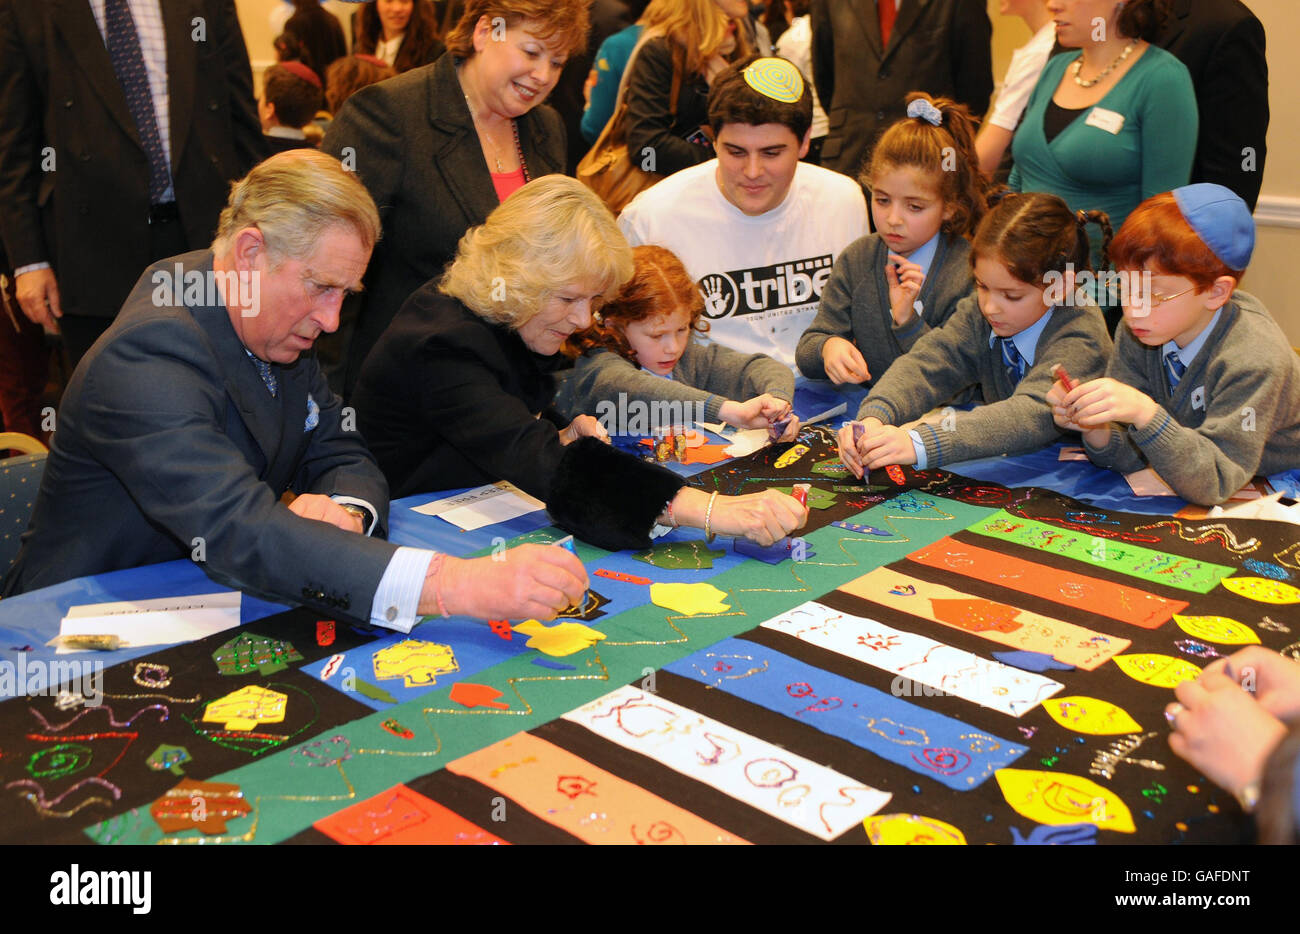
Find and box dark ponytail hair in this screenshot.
[972,192,1112,287]
[1116,0,1171,42]
[863,92,988,237]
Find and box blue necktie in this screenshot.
[999,337,1026,385]
[105,0,171,203]
[1164,349,1186,392]
[252,356,278,397]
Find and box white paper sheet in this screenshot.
[55,591,241,653]
[723,428,771,458]
[564,685,891,840]
[410,481,546,531]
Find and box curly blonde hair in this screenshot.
[440,175,634,327]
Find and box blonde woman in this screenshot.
[620,0,751,177]
[351,176,806,551]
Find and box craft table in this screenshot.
[1,384,1294,848]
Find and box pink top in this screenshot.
[491,168,527,202]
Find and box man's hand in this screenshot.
[15,268,62,329]
[559,414,609,445]
[287,493,364,533]
[427,544,589,621]
[885,253,924,326]
[1064,378,1159,431]
[821,336,870,384]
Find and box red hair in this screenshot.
[566,245,708,361]
[1109,193,1242,289]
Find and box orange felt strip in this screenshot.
[447,732,748,844]
[314,783,507,845]
[907,536,1186,629]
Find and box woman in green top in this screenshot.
[1009,0,1196,269]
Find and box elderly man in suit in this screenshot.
[2,151,587,630]
[810,0,992,179]
[0,0,266,368]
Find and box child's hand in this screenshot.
[559,415,610,445]
[859,421,918,470]
[886,253,925,326]
[719,394,793,433]
[1065,378,1158,430]
[1046,377,1083,432]
[1167,668,1287,802]
[821,336,870,384]
[836,417,879,479]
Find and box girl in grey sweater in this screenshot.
[559,245,798,439]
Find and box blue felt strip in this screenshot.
[665,636,1028,790]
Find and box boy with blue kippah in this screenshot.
[1050,184,1300,505]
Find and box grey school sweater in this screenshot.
[858,293,1112,466]
[796,232,974,383]
[555,339,794,425]
[1083,291,1300,505]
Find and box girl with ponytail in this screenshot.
[797,92,987,387]
[838,190,1113,474]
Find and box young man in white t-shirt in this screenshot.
[618,56,868,370]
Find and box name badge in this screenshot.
[1085,107,1125,134]
[1191,386,1206,410]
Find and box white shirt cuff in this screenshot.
[908,430,928,470]
[331,495,378,535]
[370,546,436,633]
[12,262,51,277]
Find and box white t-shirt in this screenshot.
[619,160,868,369]
[987,22,1057,131]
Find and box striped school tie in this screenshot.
[999,337,1026,385]
[1163,349,1186,393]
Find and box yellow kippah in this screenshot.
[742,57,804,104]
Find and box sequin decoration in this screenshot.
[1220,578,1300,604]
[212,632,303,676]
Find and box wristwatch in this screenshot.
[339,503,372,531]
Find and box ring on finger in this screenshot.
[1164,702,1186,726]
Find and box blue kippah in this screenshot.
[1172,183,1255,271]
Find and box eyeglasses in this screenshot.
[1129,285,1196,309]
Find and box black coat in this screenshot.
[622,35,713,177]
[0,0,265,320]
[321,53,566,393]
[810,0,992,178]
[1155,0,1268,211]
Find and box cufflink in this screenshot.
[385,606,398,622]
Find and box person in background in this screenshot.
[559,244,800,439]
[322,0,587,397]
[0,0,265,370]
[325,54,398,116]
[352,0,447,72]
[620,0,752,180]
[974,0,1054,180]
[810,0,992,179]
[281,0,348,85]
[797,94,984,388]
[1155,0,1268,211]
[580,12,646,145]
[352,176,808,551]
[1009,0,1196,261]
[261,62,326,153]
[772,0,827,163]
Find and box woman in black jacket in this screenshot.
[353,175,806,552]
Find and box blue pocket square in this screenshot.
[305,393,320,432]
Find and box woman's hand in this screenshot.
[821,336,870,385]
[1167,668,1288,800]
[668,486,807,546]
[559,414,610,445]
[426,545,590,622]
[1202,647,1300,724]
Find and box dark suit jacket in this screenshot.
[1156,0,1268,211]
[2,252,397,622]
[810,0,992,178]
[0,0,265,319]
[321,53,566,394]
